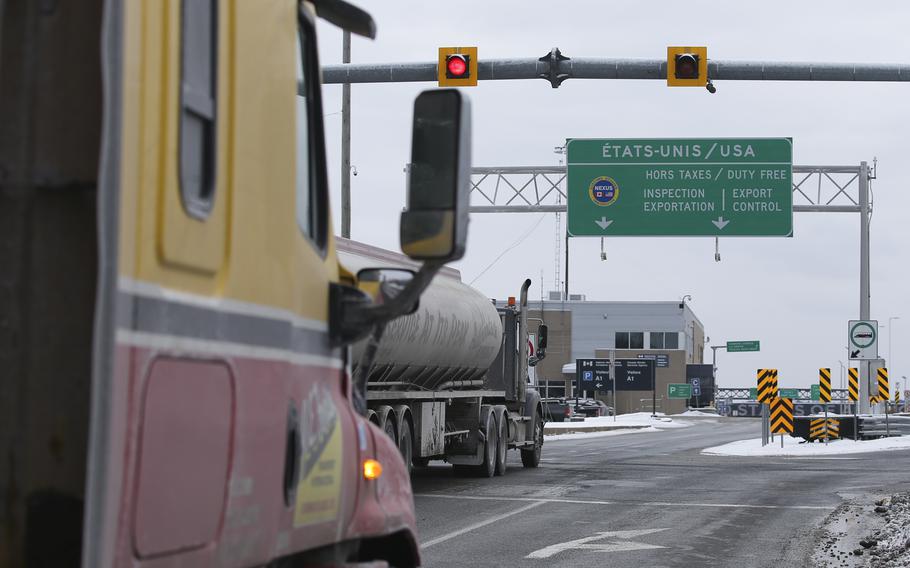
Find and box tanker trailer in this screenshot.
[338,238,548,477]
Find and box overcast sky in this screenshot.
[316,1,910,390]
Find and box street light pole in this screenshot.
[711,345,727,387]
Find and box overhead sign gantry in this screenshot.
[565,138,793,237]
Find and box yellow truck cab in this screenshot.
[0,1,471,566]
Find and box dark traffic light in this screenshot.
[667,46,707,87]
[674,53,700,79]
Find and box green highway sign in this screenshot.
[566,138,793,237]
[668,383,692,399]
[779,388,799,399]
[810,384,820,401]
[727,340,760,352]
[749,387,757,399]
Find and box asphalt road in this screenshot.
[410,417,910,567]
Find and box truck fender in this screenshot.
[523,389,543,441]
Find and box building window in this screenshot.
[615,332,629,349]
[650,332,680,349]
[616,332,644,349]
[650,332,664,349]
[179,0,217,218]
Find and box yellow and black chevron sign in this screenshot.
[896,390,901,404]
[848,367,859,402]
[870,395,881,405]
[878,367,890,399]
[819,368,832,403]
[756,369,778,403]
[770,397,794,434]
[809,418,840,440]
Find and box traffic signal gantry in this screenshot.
[435,46,718,90]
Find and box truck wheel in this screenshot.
[397,419,414,476]
[477,411,496,478]
[521,413,543,468]
[382,414,396,442]
[494,411,507,476]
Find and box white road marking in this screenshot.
[415,493,832,510]
[421,501,546,549]
[527,528,668,559]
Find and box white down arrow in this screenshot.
[595,216,613,230]
[711,217,730,230]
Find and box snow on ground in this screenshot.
[703,434,910,457]
[544,426,662,442]
[865,493,910,567]
[672,409,718,417]
[545,412,691,431]
[544,412,698,442]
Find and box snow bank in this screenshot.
[673,410,717,417]
[545,426,661,442]
[702,435,910,457]
[545,412,690,431]
[866,494,910,567]
[543,413,694,443]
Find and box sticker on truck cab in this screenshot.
[294,385,343,526]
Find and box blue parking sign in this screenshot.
[583,370,594,382]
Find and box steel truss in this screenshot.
[717,387,849,402]
[469,165,867,214]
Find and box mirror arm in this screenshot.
[351,321,386,415]
[344,260,446,415]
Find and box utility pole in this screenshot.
[341,31,352,238]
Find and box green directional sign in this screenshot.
[727,340,760,352]
[779,388,799,399]
[566,138,793,237]
[749,387,757,399]
[668,383,692,399]
[810,384,820,401]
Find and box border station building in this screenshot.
[503,294,708,415]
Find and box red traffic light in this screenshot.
[446,54,470,78]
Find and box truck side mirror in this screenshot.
[356,267,418,313]
[537,324,548,350]
[400,89,471,261]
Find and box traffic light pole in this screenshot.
[341,31,352,239]
[859,162,872,414]
[323,50,910,87]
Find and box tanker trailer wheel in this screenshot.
[397,418,414,476]
[494,409,508,476]
[378,406,396,442]
[520,413,543,468]
[477,409,497,478]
